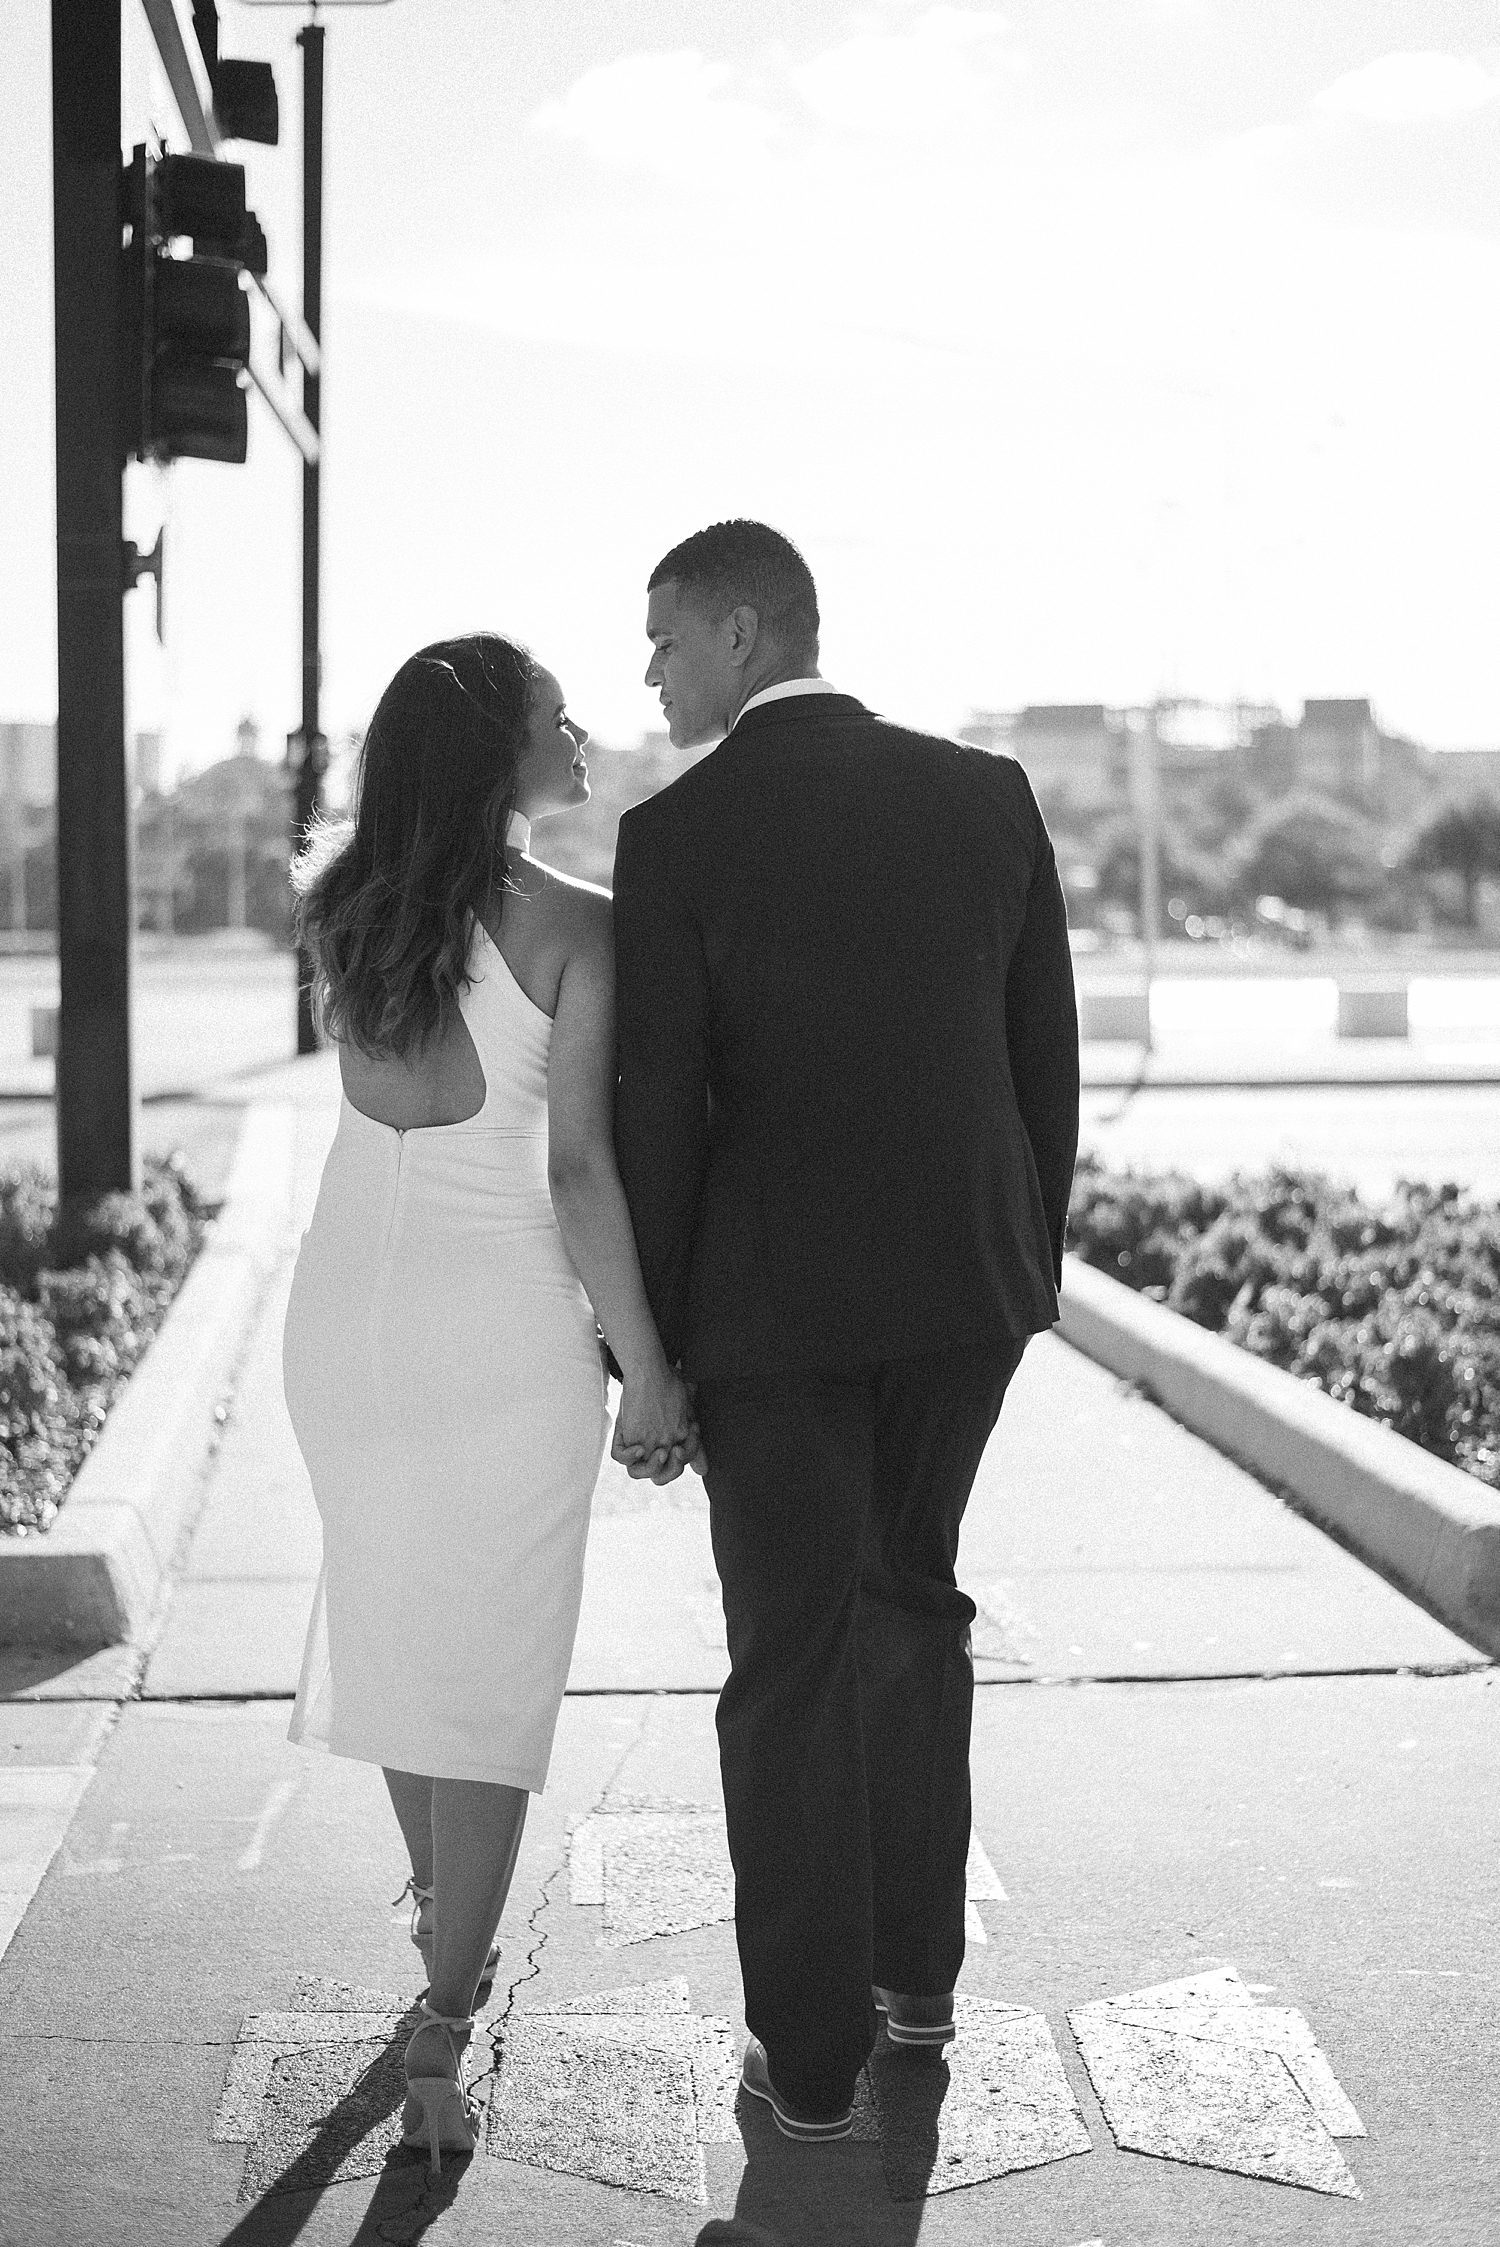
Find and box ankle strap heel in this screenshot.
[392,1876,499,1994]
[402,2000,479,2174]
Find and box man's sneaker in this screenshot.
[872,1985,956,2047]
[738,2037,855,2142]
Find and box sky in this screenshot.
[4,0,1500,777]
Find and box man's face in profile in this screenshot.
[644,580,736,749]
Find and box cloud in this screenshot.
[791,6,1025,137]
[1313,51,1500,124]
[527,10,1026,173]
[528,48,779,173]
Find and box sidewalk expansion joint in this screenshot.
[972,1660,1495,1687]
[5,1662,1491,1716]
[12,2031,241,2049]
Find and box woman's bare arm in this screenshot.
[545,892,701,1473]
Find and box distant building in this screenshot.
[961,704,1129,817]
[133,730,164,794]
[1238,699,1435,818]
[964,692,1460,829]
[1151,699,1278,807]
[136,751,291,936]
[0,722,54,808]
[541,731,712,889]
[0,723,56,934]
[1295,698,1381,799]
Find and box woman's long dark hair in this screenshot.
[291,632,537,1058]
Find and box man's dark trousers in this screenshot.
[696,1334,1027,2119]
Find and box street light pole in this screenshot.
[291,17,325,1054]
[245,0,393,1054]
[51,0,136,1195]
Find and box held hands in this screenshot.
[611,1360,706,1484]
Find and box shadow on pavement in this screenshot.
[698,2055,945,2247]
[217,2015,952,2245]
[215,2014,470,2247]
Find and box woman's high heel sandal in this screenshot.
[394,1877,499,1995]
[401,2000,479,2175]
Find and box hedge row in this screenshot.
[1066,1156,1500,1490]
[0,1156,212,1535]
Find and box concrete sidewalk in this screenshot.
[2,1063,1497,2245]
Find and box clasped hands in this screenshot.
[611,1359,706,1484]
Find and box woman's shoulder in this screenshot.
[526,858,612,958]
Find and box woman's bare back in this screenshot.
[337,857,603,1131]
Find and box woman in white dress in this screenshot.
[282,633,699,2170]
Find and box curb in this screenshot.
[1057,1255,1500,1662]
[0,1103,296,1651]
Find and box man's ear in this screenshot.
[724,604,760,668]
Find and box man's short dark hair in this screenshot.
[649,520,819,660]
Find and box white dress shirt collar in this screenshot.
[732,677,844,728]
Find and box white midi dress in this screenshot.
[283,923,607,1790]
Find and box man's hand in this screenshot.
[610,1420,705,1484]
[611,1364,707,1483]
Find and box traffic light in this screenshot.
[120,146,266,466]
[189,3,281,145]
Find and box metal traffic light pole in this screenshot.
[238,0,392,1054]
[292,17,325,1054]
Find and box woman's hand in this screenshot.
[611,1362,705,1484]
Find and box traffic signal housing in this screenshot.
[120,147,266,465]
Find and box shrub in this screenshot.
[0,1155,210,1535]
[0,1166,58,1295]
[1067,1159,1500,1490]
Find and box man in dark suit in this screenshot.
[612,520,1078,2139]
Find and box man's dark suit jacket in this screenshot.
[612,692,1080,1384]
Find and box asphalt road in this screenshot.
[2,946,1497,1203]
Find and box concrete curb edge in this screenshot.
[1057,1255,1500,1662]
[0,1103,296,1651]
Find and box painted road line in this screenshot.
[235,1777,300,1873]
[966,1831,1007,1900]
[1069,1968,1361,2199]
[964,1828,1008,1943]
[869,1994,1091,2199]
[0,1764,98,1960]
